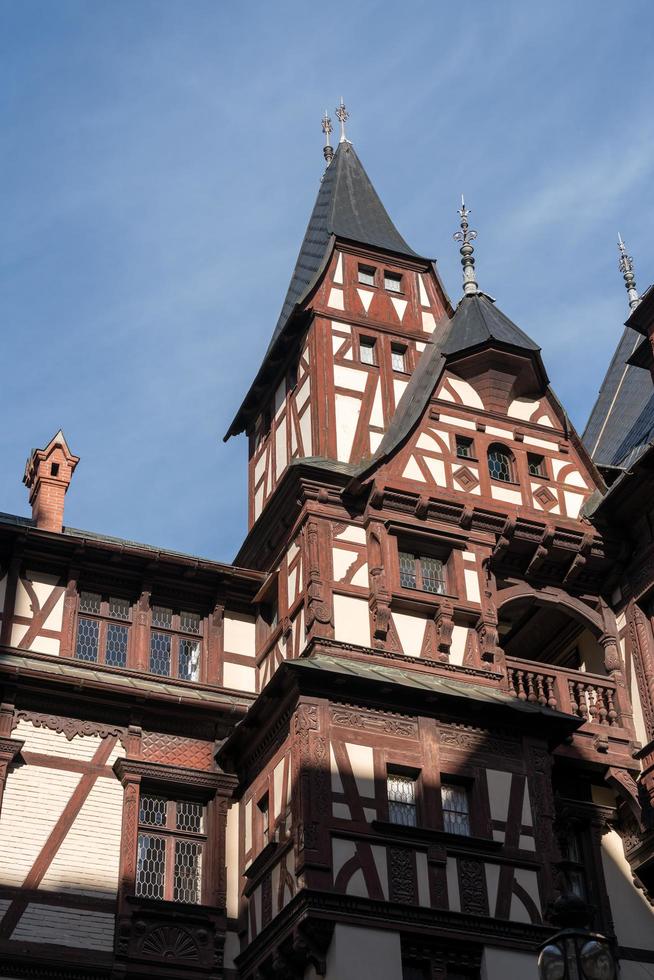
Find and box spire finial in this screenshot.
[335,97,350,144]
[322,110,334,165]
[453,195,479,295]
[618,233,640,311]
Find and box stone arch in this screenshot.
[496,584,603,635]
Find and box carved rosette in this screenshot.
[114,903,224,975]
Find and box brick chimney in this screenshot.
[23,431,79,533]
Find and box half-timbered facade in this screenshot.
[2,117,654,980]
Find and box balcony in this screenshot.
[505,655,633,763]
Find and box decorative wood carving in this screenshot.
[458,858,489,916]
[13,709,128,747]
[141,731,215,770]
[389,846,417,904]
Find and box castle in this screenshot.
[1,106,654,980]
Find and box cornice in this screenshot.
[114,757,237,795]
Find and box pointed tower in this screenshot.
[582,236,654,470]
[225,108,452,528]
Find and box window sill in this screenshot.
[456,455,479,463]
[489,478,521,487]
[372,820,502,852]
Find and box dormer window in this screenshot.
[359,337,376,366]
[358,264,376,286]
[487,444,515,483]
[384,272,402,292]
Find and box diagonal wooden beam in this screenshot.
[0,734,118,940]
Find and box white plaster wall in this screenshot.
[393,610,427,657]
[333,594,370,647]
[13,904,115,951]
[345,742,375,799]
[223,662,257,692]
[0,765,81,885]
[335,393,361,462]
[224,611,256,656]
[225,802,240,919]
[322,924,402,980]
[41,774,123,897]
[481,947,539,980]
[602,828,654,949]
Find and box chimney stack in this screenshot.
[23,431,79,533]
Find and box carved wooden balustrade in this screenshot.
[505,656,621,728]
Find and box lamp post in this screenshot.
[538,894,618,980]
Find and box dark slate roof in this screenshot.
[582,326,654,466]
[441,292,540,356]
[582,285,654,469]
[268,141,419,357]
[355,293,546,481]
[225,141,424,439]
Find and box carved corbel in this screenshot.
[304,521,332,637]
[491,515,516,563]
[476,559,501,667]
[367,522,391,647]
[526,524,555,577]
[434,599,454,663]
[563,531,593,586]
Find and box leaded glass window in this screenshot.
[387,772,417,827]
[136,795,205,904]
[75,592,132,667]
[148,606,203,681]
[487,445,514,483]
[150,631,171,676]
[441,783,471,836]
[399,551,446,595]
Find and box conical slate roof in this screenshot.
[226,140,422,439]
[268,140,419,356]
[441,292,540,356]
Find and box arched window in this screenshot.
[487,444,515,483]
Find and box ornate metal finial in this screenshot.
[335,98,350,144]
[453,195,479,295]
[322,110,334,165]
[618,233,640,311]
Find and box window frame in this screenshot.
[383,271,403,293]
[527,452,548,478]
[75,591,133,668]
[135,792,207,905]
[359,336,377,366]
[149,604,204,682]
[487,443,517,484]
[398,549,447,596]
[358,263,377,287]
[386,766,420,827]
[391,344,408,374]
[440,778,472,837]
[455,435,476,460]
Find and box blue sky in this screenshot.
[2,0,653,562]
